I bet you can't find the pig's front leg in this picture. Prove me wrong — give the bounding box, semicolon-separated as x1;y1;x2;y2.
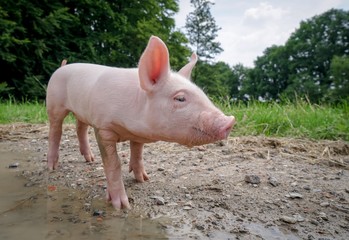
129;141;149;182
94;128;130;209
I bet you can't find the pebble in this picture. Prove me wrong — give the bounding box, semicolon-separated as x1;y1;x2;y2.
244;174;261;184
293;213;305;222
291;181;298;187
92;210;105;217
185;194;193;199
9;162;20;168
286;192;303;199
280;213;305;224
151;196;165;205
280;215;297;224
268;176;279;187
320;202;330;207
318;212;328;221
183;206;192;210
184;201;194;209
157;167;165;171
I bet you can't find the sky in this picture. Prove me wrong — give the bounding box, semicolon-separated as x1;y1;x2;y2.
174;0;349;67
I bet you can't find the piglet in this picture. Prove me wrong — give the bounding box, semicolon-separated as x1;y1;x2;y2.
46;36;235;209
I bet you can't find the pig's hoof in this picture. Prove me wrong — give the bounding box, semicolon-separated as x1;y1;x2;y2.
129;167;149;182
47;161;58;171
107;192;131;209
82;152;95;162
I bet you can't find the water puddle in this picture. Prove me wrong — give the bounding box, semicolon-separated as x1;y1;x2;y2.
0;145;168;240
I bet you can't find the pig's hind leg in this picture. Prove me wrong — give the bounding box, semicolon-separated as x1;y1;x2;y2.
76;119;95;162
129;141;149;182
47;107;69;170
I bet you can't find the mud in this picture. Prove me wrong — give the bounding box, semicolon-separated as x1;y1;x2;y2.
0;123;348;239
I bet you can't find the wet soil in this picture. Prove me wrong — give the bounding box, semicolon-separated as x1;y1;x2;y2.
1;123;349;239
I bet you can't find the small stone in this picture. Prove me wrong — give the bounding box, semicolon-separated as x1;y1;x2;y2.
244;174;261;184
151;196;165;205
197;146;206;151
291;182;298;187
184;201;194;207
280;215;297;224
157;167;165;171
9;162;20;168
293;214;305;222
287;192;303;199
319;212;328;221
167;202;178;206
310;219;319;225
185;194;192;199
268;176;279;187
195;224;205;230
93;210;105;217
183;206;192;210
320;202;330;207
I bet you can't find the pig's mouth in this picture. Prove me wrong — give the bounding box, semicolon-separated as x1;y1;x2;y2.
191;127;215;142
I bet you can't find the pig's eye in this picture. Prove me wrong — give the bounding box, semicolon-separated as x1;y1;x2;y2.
174;95;186;102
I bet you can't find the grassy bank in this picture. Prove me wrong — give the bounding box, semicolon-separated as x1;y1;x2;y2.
0;99;348;141
218;99;349;141
0;100;74;124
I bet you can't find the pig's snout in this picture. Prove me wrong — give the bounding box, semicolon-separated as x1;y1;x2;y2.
194;112;236;145
218;116;235;140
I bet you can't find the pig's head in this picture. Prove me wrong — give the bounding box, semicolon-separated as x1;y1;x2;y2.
138;36;235;147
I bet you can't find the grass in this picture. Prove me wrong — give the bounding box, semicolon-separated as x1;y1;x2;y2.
217;98;349;141
0;98;348;141
0;99;74;124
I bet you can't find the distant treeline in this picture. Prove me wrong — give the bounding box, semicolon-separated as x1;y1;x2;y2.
0;1;348;103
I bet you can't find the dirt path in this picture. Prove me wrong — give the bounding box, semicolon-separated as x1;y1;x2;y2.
1;124;349;239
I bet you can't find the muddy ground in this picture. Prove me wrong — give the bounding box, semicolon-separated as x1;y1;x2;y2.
1;123;349;239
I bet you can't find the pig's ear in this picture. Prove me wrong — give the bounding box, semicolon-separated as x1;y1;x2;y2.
178;53;197;80
138;36;170;92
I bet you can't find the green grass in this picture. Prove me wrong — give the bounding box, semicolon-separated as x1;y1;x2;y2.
0;99;348;141
217;98;349;141
0;99;74;124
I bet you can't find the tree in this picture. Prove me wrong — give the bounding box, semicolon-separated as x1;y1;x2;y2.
283;9;349;102
230;64;252;101
196;61;232;97
329;55;349;101
248;45;290;101
241;8;349;103
0;0;190;100
185;0;223;62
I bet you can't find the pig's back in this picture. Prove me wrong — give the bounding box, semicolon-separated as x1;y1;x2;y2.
47;63;139;125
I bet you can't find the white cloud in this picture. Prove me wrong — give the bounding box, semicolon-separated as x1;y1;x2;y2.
244;2;287;20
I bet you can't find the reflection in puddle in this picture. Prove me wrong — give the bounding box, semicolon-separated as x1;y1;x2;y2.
0;147;168;240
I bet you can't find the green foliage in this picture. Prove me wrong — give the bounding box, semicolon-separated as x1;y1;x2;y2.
195;61;232;97
241;9;349;103
0;0;190;100
329;55;349;101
